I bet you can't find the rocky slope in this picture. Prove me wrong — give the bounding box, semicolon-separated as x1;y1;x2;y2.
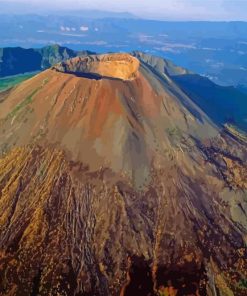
132;51;191;77
0;53;246;296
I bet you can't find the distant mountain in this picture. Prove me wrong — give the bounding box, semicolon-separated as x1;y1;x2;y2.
0;45;95;77
54;10;136;19
0;2;136;18
0;47;42;77
173;74;247;132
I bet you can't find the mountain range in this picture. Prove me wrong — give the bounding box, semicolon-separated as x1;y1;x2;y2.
0;45;94;77
0;51;246;295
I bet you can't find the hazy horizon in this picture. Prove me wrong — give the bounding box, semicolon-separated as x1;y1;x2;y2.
0;0;247;21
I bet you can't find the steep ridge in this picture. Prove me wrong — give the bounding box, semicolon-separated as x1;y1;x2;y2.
0;53;246;296
132;51;192;76
0;45;95;77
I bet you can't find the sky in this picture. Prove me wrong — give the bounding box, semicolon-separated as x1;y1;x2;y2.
1;0;247;20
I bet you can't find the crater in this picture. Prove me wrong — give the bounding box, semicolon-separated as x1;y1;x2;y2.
52;53;140;81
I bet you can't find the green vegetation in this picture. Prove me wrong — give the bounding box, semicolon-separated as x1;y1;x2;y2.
239;279;247;289
6;88;40;120
166;126;182;138
225;124;247;143
0;73;36;92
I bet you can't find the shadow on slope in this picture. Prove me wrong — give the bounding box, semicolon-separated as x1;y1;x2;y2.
173;74;247;132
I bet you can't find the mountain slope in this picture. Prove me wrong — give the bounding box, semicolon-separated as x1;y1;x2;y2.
0;45;95;77
132;51;192;76
0;53;246;296
134;52;247;132
173;74;247;132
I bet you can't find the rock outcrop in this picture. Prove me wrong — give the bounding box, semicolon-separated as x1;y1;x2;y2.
52;53;140;81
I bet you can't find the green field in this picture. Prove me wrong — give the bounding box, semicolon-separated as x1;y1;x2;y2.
0;72;37;92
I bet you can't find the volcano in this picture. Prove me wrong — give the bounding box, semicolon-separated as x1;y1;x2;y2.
0;53;246;296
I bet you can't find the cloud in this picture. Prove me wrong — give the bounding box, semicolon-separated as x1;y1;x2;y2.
80;26;89;32
61;26;77;32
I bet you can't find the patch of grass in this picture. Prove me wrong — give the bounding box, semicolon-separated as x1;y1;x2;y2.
166;126;182;138
6;88;40;120
0;73;37;92
225;123;247;143
239;279;247;289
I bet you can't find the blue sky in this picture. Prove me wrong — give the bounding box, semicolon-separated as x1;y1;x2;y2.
1;0;247;20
